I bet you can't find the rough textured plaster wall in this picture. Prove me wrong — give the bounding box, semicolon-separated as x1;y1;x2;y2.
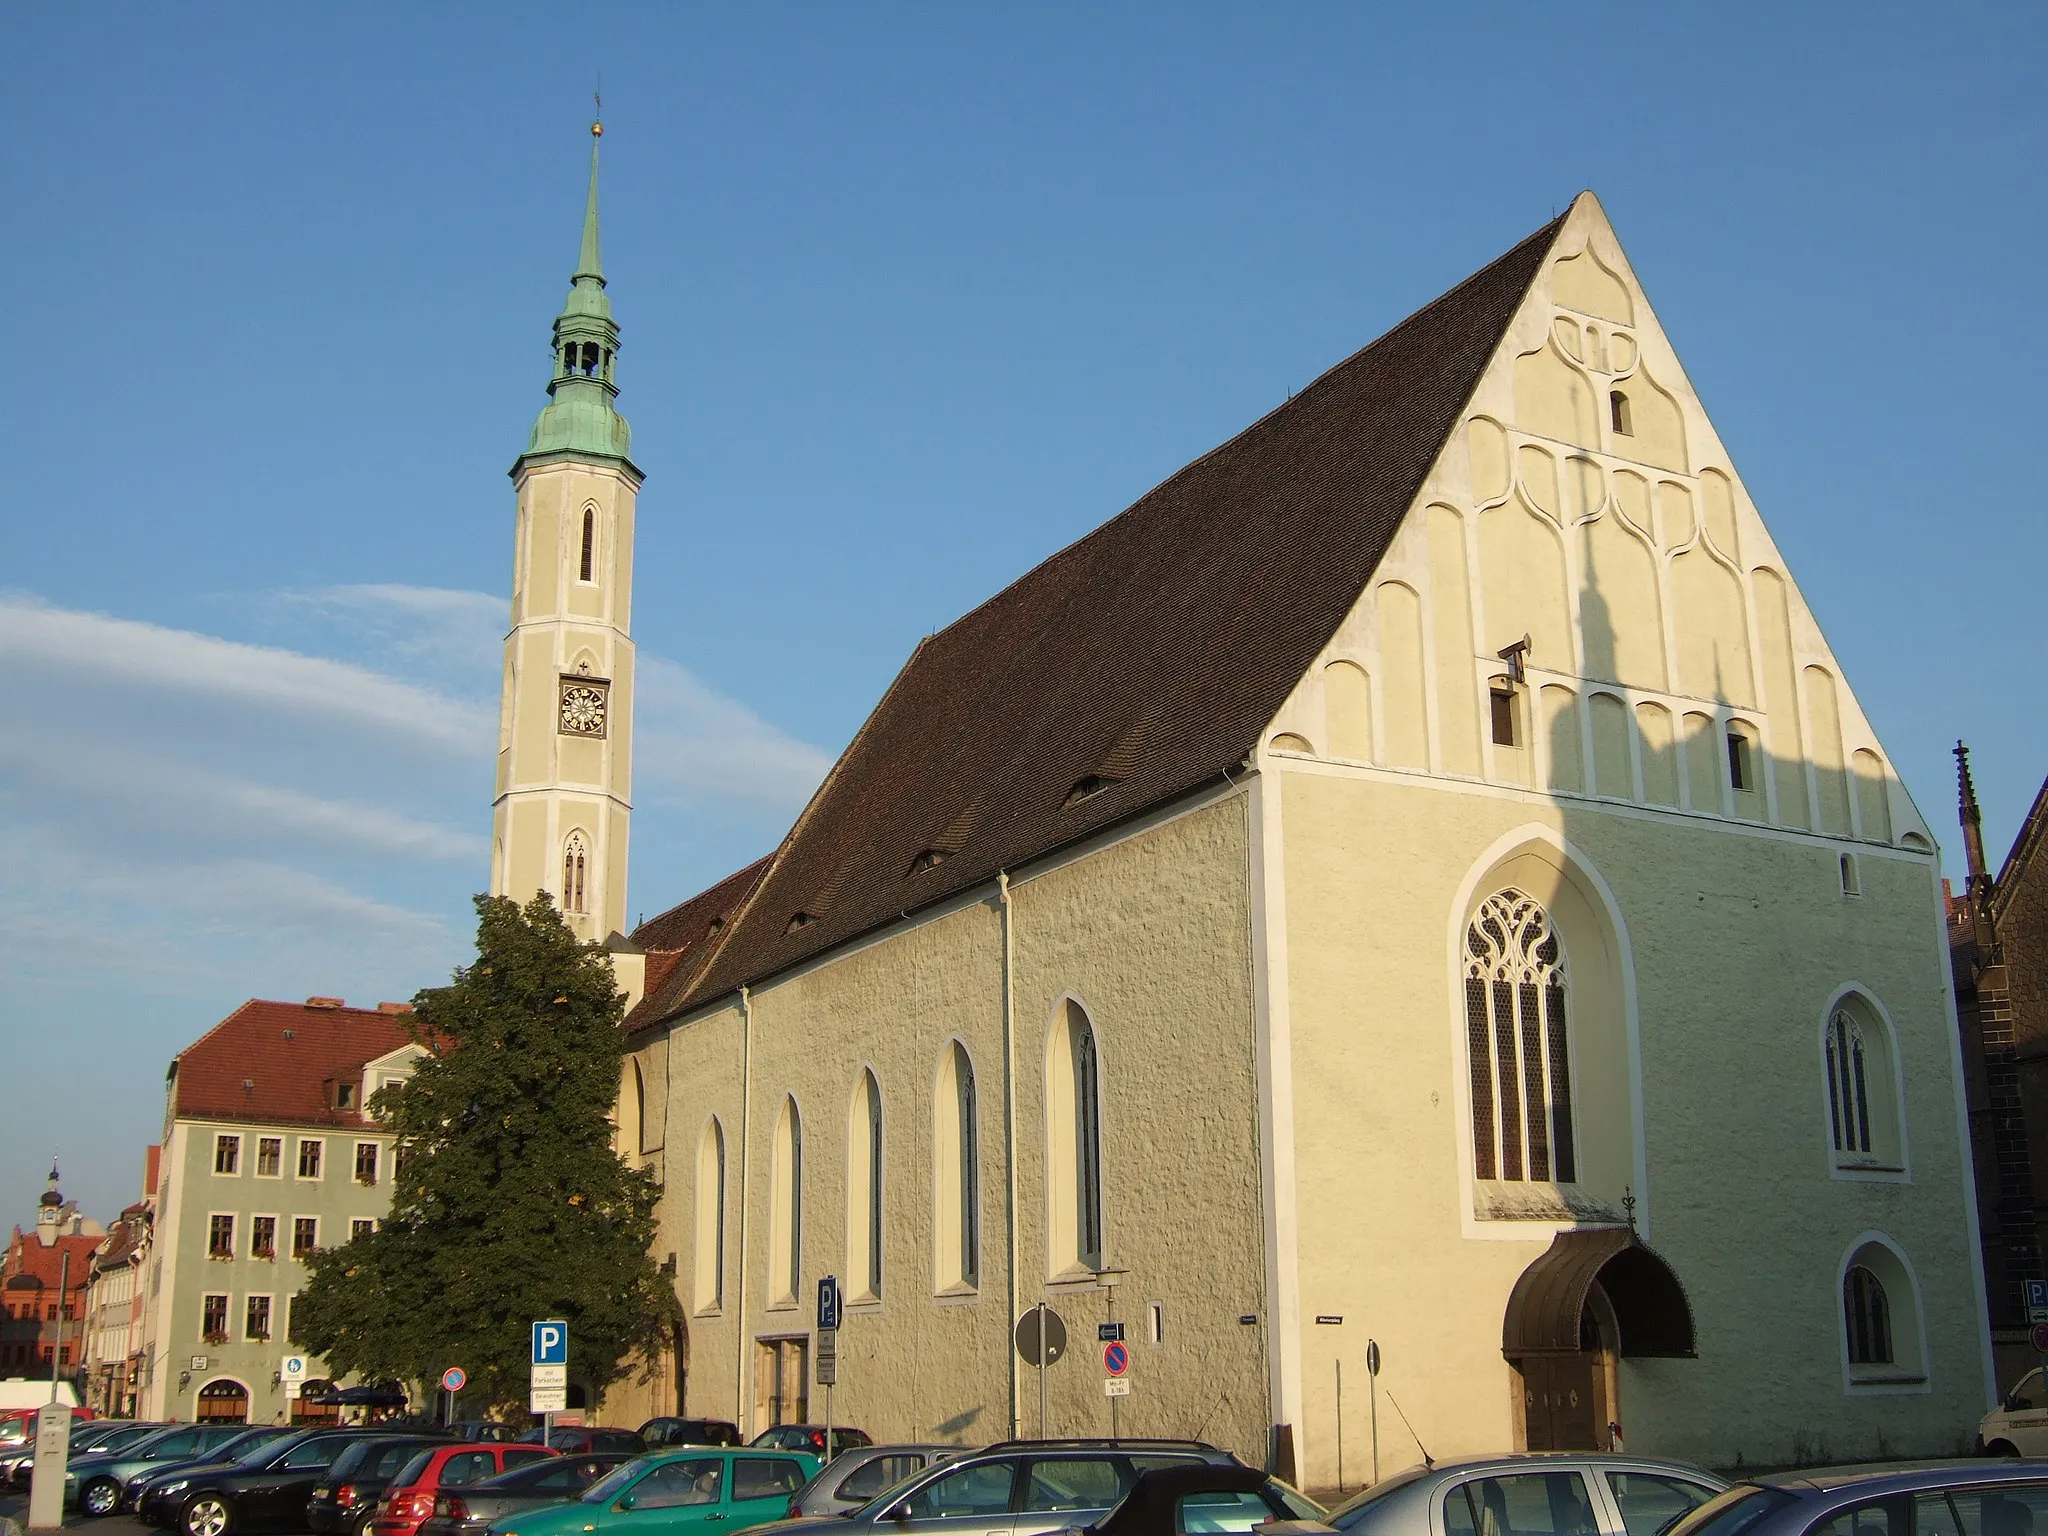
630;796;1266;1456
1281;764;1983;1476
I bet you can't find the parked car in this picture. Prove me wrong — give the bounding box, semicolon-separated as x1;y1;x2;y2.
517;1426;649;1454
750;1426;873;1460
1086;1463;1329;1536
122;1428;299;1515
5;1419;165;1489
1663;1463;2048;1536
785;1446;970;1520
642;1419;744;1450
150;1428;387;1536
1979;1366;2048;1455
415;1451;635;1536
68;1424;258;1515
491;1446;822;1536
744;1438;1240;1536
370;1442;558;1536
309;1436;456;1536
446;1424;525;1444
1324;1454;1726;1536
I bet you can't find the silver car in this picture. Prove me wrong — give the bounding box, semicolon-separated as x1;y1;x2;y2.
1326;1455;1725;1536
749;1439;1240;1536
1661;1460;2048;1536
788;1446;971;1520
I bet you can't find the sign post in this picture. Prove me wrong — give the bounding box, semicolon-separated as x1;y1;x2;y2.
1014;1305;1066;1438
531;1321;569;1443
1366;1339;1382;1485
817;1278;841;1460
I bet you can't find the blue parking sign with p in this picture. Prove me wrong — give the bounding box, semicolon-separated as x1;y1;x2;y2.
533;1320;569;1365
2028;1280;2048;1316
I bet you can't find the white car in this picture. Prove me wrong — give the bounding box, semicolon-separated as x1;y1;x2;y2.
1978;1366;2048;1455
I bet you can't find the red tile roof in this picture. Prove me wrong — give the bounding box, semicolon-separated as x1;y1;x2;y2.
622;858;771;1033
637;207;1567;1026
170;999;418;1129
2;1230;98;1296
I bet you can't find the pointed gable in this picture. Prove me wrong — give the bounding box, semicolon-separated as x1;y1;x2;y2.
653;210;1569;1022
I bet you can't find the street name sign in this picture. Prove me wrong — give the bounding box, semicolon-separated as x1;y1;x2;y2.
532;1321;569;1365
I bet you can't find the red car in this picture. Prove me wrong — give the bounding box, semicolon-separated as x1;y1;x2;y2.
372;1445;555;1536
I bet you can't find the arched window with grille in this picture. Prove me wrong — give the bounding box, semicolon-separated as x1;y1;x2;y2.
578;508;597;583
1465;889;1577;1183
562;832;589;915
1821;995;1904;1173
847;1071;884;1302
1843;1264;1891;1365
934;1042;979;1293
769;1097;803;1306
694;1118;725;1313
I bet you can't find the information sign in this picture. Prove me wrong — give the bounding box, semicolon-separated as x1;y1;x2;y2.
281;1356;307;1400
1104;1379;1131;1397
818;1276;842;1332
1098;1322;1124;1343
529;1386;568;1414
530;1364;567;1388
816;1328;838;1387
532;1321;569;1366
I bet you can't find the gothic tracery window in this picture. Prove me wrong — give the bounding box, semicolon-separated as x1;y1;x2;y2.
1465;889;1577;1182
579;508;596;582
562;831;589;915
1843;1263;1892;1364
1827;1009;1873;1158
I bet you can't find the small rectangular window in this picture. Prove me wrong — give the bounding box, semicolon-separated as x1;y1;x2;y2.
214;1135;241;1175
1490;687;1517;747
201;1293;229;1339
256;1138;283;1177
244;1295;272;1340
1148;1302;1165;1345
336;1081;357;1110
292;1217;319;1259
207;1214;235;1258
297;1139;323;1180
1726;730;1752;792
251;1216;277;1259
351;1218;375;1241
355;1143;379;1184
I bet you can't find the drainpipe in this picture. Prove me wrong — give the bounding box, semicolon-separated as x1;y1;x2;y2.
735;986;753;1427
997;872;1020;1440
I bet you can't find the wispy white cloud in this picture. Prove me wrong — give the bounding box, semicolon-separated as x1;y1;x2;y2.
0;592;494;754
636;654;833;810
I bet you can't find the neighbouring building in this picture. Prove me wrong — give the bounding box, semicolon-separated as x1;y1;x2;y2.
1950;746;2048;1397
137;998;424;1423
1;1165;103;1396
487;170;1990;1472
83;1148;159;1418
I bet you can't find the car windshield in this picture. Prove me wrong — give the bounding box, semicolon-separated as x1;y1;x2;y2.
1663;1487;1799;1536
1329;1467;1437;1528
582;1461;649;1505
390;1450;435;1487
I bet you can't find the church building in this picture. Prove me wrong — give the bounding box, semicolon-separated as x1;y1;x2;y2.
492;165;1989;1478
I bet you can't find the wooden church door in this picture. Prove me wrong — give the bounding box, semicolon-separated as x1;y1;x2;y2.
1522;1355;1602;1451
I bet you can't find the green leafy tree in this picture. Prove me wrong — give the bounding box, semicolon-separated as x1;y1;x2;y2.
292;893;669;1417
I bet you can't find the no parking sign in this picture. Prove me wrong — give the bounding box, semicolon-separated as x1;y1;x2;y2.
1103;1341;1130;1376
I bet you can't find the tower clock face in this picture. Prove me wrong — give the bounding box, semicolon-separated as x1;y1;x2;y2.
558;678;609;737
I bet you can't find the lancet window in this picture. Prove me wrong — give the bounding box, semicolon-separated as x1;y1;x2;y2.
1465;889;1577;1182
563;832;589;915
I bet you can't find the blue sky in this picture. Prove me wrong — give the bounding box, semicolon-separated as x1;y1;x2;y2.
4;4;2043;1224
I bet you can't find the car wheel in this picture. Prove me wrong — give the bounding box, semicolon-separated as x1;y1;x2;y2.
82;1478;123;1517
1986;1440;2021;1458
184;1494;234;1536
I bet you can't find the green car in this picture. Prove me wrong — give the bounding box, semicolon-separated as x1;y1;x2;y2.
493;1448;820;1536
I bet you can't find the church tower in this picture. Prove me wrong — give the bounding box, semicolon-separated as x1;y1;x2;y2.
492;118;639;943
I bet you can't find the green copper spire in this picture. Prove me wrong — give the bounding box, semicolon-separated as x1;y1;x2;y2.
519;117;635;472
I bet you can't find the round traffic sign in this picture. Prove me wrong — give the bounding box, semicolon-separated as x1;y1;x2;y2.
442;1367;467;1393
1104;1341;1130;1377
1014;1305;1068;1367
2031;1324;2048;1355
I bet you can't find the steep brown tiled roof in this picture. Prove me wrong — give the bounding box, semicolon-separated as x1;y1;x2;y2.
171;999;417;1129
622;858;771;1033
652;208;1567;1025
